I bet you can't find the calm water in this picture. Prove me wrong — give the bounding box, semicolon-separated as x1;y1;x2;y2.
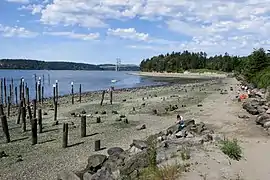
0;70;167;100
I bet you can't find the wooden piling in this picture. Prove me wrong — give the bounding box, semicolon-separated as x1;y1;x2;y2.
26;87;29;106
41;86;44;104
71;82;74;104
79;84;81;103
15;86;18;105
0;104;4;116
9;84;12;104
21;106;26;132
35;81;38;101
53;85;56;104
100;90;105;106
33;99;37;118
4;78;7;106
38;82;41;103
17;100;23;124
38;109;42;133
81;115;86;137
11;78;13;104
110;87;113;105
7;96;10;117
27;105;32;120
19;84;22;102
1;115;10;143
94;140;101;151
62;123;68;148
56;81;59;102
54;101;58;123
31;118;37;145
0;79;3;105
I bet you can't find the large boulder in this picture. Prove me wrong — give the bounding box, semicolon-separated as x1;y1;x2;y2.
88;167;115;180
242;99;266;115
86;154;107;173
107;147;124;156
256;113;270;126
130;140;148;150
119;150;149;178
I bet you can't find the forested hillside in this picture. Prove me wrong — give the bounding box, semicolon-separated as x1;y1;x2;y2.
140;48;270;88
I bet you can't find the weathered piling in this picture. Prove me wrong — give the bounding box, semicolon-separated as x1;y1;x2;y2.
38;109;42;133
21;106;26;132
35;81;38;101
33;99;37;118
0;104;4;116
11;78;14;104
1;115;10;143
41;86;44;104
17;100;23;124
71;82;74;104
7;96;10;117
62;123;68;148
53;84;56;104
56;80;59;102
81;115;86;137
38;79;41;103
79;84;82;103
94;140;101;151
27;105;32;120
9;84;12;104
4;78;7;106
15;86;18;105
100;90;105;106
0;78;3;105
110;86;113;105
54;101;58;124
26;87;29;106
31;118;38;145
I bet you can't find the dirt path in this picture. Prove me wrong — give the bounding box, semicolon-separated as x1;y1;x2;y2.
183;78;270;180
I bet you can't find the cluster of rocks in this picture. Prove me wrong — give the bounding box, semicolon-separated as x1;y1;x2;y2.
57;119;223;180
241;87;270;129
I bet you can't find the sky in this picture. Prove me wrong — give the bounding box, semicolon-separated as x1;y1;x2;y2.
0;0;269;65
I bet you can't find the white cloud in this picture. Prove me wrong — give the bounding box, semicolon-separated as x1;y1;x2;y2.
12;0;270;56
43;31;100;40
19;4;44;14
0;24;38;38
6;0;29;3
107;28;149;41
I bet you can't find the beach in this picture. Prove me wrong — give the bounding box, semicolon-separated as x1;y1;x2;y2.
1;74;270;180
0;75;224;180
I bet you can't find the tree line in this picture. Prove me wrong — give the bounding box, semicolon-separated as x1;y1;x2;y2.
139;48;270;88
0;59;139;71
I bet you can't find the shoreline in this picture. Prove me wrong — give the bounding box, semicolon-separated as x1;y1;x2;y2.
128;71;228;79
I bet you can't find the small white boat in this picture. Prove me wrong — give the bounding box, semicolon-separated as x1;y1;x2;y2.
111;79;117;83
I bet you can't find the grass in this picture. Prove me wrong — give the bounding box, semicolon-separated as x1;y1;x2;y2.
188;69;224;74
180;148;191;161
220;139;242;161
139;163;183;180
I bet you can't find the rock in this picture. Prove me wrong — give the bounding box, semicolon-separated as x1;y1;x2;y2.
43;112;48;115
101;111;106;115
243;98;266;115
263;121;270;128
130;140;147;150
238;114;250;119
256;113;270;126
166;124;179;135
0;151;8;158
128;146;142;155
202;134;213;142
186;132;194;138
212;134;225;142
115;117;121;121
112;111;118;114
83;172;93;180
175;131;186;138
120;150;148;178
152;109;157;114
196;122;206;134
141;103;145;106
197;104;203;107
90;167;115;180
266;109;270;114
57;171;80;180
95;111;99;114
107;147;124;156
136;124;146;130
70;112;75;116
86;154;107;173
122;99;127;102
119;115;126;118
184;119;195;127
81;110;86;114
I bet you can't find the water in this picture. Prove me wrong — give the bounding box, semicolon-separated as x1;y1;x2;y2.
0;70;167;100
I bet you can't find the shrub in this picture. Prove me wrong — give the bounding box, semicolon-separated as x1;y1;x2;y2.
220;139;242;161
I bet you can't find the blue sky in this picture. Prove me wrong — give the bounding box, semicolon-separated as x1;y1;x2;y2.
0;0;269;65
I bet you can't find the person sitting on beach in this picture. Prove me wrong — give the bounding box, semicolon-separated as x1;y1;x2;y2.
176;115;185;131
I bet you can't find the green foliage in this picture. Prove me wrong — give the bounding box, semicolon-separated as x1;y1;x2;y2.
139;163;182;180
180;148;191;161
147;136;157;168
220;139;242;161
139;48;270;88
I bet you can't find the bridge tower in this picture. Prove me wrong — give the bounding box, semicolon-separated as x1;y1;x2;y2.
116;58;121;71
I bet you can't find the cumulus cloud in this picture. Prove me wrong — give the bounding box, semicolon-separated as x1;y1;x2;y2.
10;0;270;55
0;24;38;38
6;0;29;3
107;28;149;41
43;31;100;40
19;4;44;14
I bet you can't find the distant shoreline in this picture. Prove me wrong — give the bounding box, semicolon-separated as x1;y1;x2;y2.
128;71;228;79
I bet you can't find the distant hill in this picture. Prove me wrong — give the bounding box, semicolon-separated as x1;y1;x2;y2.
0;59;139;71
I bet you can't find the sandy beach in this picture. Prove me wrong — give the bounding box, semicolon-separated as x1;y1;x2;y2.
1;74;270;180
